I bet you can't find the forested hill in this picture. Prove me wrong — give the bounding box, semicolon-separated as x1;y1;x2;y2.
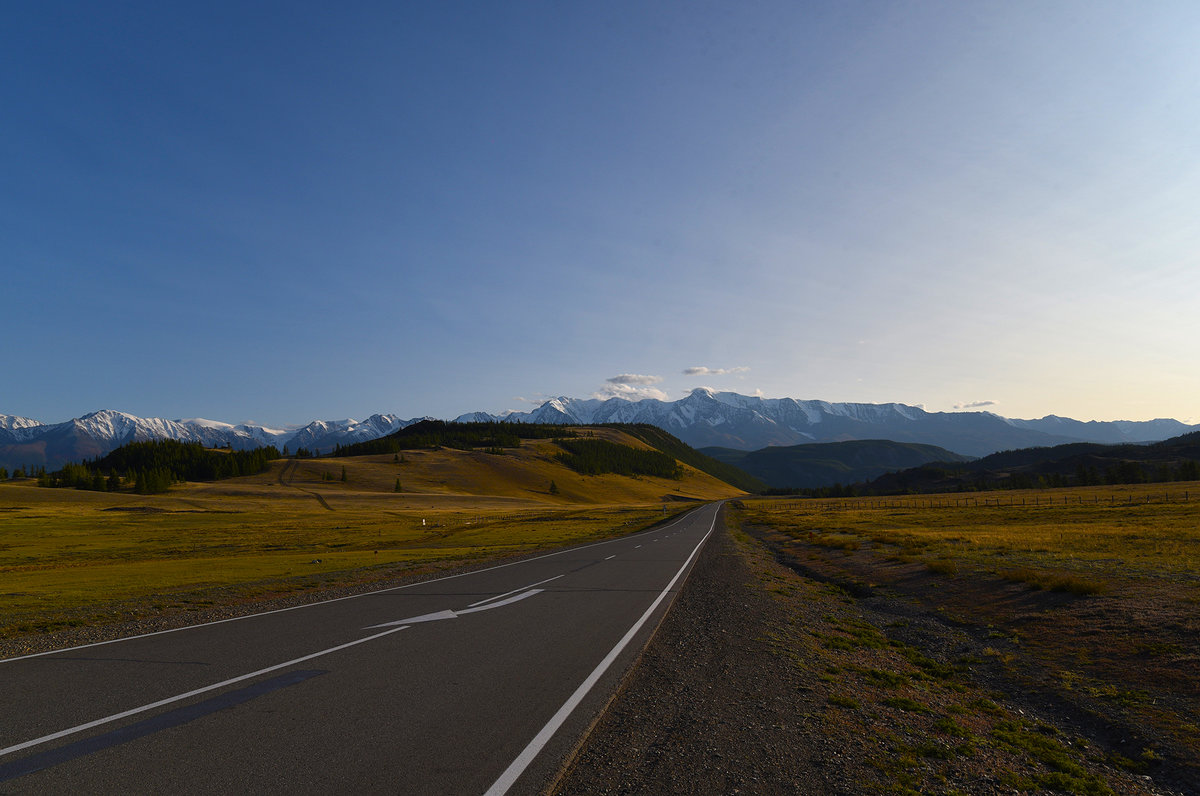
610;424;765;493
701;439;970;489
329;420;573;457
860;430;1200;495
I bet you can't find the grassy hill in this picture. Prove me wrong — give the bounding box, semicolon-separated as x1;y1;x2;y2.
327;419;761;497
292;425;745;505
702;439;970;489
0;426;745;640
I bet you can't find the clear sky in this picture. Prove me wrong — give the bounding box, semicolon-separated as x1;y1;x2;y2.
4;1;1198;426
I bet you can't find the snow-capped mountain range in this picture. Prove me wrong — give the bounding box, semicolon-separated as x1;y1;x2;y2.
3;389;1196;471
458;388;1198;456
0;410;428;472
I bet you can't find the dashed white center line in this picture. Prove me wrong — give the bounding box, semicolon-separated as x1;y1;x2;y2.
468;574;565;608
604;555;616;561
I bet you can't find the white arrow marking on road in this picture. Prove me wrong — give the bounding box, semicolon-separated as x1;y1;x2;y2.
457;590;542;615
389;610;458;625
364;589;544;629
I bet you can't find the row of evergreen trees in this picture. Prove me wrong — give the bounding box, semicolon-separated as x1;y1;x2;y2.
334;420;575;457
36;440;281;494
778;457;1200;498
911;458;1200;493
555;438;683;479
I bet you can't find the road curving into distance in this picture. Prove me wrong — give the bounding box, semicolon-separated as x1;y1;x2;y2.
0;502;722;794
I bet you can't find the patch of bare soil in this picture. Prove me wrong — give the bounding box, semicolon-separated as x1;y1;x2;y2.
553;517;1182;795
749;524;1199;794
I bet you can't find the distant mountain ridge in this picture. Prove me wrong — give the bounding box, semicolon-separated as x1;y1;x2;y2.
3;391;1196;472
458;389;1197;457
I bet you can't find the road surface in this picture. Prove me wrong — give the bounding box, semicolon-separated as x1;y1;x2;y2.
0;503;721;794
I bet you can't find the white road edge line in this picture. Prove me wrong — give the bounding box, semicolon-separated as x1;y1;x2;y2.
0;626;409;759
467;574;565;608
483;505;719;796
1;509;700;665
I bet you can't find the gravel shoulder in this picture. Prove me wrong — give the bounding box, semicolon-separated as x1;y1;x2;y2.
552;508;1181;795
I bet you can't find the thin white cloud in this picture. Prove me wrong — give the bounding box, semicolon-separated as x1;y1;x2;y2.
511;393;557;406
593;381;669;401
954;400;997;410
606;374;663;386
682;366;750;377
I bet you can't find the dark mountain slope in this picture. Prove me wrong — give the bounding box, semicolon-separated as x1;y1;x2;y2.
703;439;971;489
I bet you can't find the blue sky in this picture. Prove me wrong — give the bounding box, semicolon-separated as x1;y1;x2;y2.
4;1;1199;426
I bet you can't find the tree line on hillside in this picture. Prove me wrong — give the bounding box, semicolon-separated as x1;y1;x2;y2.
772;432;1200;497
332;420;576;457
556;438;683;479
38;439;280;494
4;465;42;482
611;424;765;493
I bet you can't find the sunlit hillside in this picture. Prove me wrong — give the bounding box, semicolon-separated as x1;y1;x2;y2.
0;428;742;642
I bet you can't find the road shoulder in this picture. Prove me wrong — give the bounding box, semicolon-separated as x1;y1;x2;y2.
552;515;1169;795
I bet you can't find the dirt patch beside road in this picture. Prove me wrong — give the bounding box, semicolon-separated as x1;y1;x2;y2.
553;514;1177;795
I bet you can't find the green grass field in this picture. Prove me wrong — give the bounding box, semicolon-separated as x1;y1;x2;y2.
740;481;1200;585
0;429;740;639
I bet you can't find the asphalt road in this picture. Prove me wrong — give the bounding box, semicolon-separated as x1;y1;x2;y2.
0;502;721;794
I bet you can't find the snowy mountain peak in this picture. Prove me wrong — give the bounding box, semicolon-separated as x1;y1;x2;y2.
72;410;194;443
179;417;236;430
0;414;43;432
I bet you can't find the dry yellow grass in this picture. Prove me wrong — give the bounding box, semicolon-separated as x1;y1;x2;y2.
739;482;1200;582
734;482;1200;779
0;428;742;637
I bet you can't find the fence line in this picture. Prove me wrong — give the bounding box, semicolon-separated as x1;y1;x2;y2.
816;491;1190;511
